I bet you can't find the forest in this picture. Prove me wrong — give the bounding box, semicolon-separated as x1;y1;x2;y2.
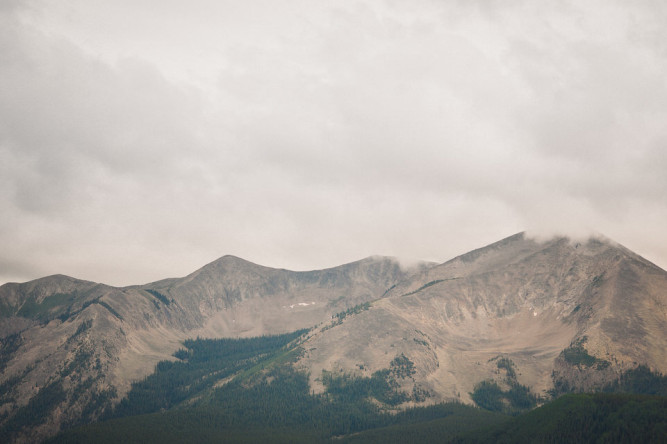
44;329;667;443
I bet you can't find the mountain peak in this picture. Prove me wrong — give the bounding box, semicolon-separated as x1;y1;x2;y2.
299;231;667;408
207;254;262;269
1;232;666;443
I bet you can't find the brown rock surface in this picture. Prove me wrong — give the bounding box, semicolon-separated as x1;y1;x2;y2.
0;255;416;442
297;233;667;404
1;233;666;442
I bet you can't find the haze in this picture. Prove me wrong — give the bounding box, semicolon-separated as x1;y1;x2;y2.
1;0;666;286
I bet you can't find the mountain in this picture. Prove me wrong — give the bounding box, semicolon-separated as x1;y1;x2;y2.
2;232;667;443
140;254;422;337
297;233;667;405
0;255;419;443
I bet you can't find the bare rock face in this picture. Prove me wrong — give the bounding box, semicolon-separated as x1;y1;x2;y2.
297;233;667;404
0;256;416;443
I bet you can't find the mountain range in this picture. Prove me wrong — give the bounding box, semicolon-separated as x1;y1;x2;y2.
1;232;666;442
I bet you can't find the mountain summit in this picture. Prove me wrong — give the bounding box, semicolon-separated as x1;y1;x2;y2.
298;233;667;403
0;255;416;442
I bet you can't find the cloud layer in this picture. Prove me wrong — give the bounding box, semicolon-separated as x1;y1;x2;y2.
2;0;666;285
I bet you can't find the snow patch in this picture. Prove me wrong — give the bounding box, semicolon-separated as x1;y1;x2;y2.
283;302;316;309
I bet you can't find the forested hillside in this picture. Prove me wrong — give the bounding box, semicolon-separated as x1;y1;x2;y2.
4;234;667;443
48;330;667;443
48;330;511;443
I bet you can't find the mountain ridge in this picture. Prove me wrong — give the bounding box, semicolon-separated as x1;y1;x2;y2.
1;233;666;442
297;233;667;405
0;254;420;442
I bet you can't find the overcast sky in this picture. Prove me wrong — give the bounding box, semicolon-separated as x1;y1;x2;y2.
1;0;666;286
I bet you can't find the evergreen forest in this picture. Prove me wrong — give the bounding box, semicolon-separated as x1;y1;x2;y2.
46;329;667;443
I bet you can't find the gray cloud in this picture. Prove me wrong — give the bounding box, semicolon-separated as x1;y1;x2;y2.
1;0;666;285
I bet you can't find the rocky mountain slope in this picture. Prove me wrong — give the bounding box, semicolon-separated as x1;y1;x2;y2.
1;233;666;442
0;255;418;442
297;233;667;405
